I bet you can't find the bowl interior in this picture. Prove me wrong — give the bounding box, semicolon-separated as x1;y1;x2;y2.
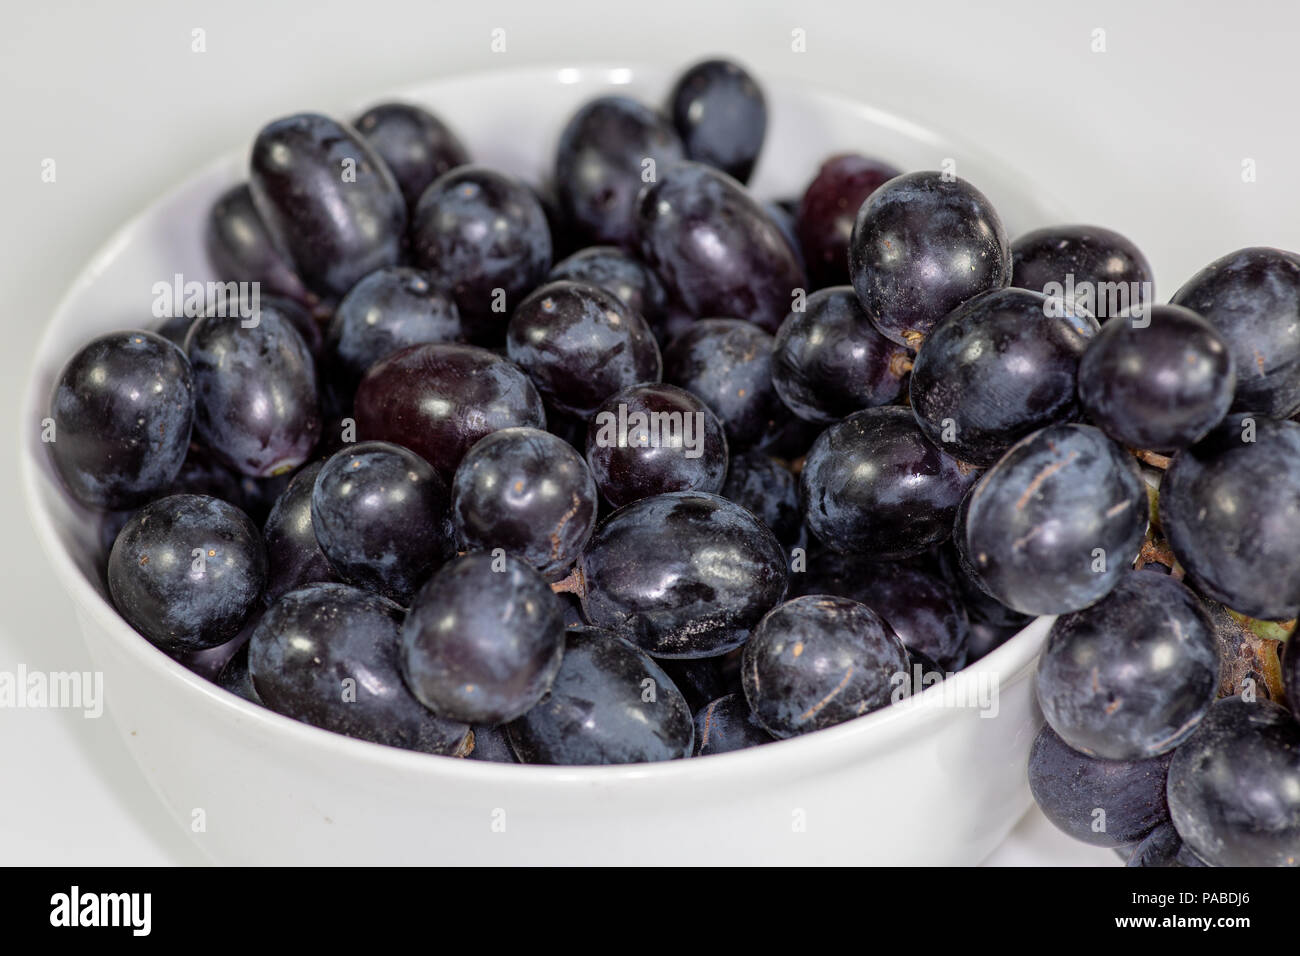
20;63;1062;779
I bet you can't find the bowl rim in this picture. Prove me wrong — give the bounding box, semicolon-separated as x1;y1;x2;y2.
18;61;1053;787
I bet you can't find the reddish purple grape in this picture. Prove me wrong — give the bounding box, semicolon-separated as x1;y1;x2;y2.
797;154;901;288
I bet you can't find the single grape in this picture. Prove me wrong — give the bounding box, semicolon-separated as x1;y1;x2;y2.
186;305;320;478
771;286;911;424
249;583;471;755
506;280;662;418
740;595;909;738
848;170;1010;349
668;58;767;184
409;166;552;336
1078;304;1234;451
549;245;668;328
1161;413;1300;620
1170;247;1300;418
311;441;453;604
799;557;971;671
108;494;266;651
720;450;802;548
325;266;463;385
351;102;469;208
909;287;1097;466
47;330;194;509
400;551;566;724
205;183;312;305
801;406;978;559
554;96;684;247
960;423;1147;615
663;318;788;448
451;427;598;581
1036;572;1218;760
576;491;788;658
506;628;694;765
636;162;807;334
261;460;340;604
1010;224;1154;321
1166;695;1300;867
693;693;774;756
249;113;406;298
216;638;261;704
796;153;901;288
585;383;728;507
353;342;546;480
1027;724;1172;848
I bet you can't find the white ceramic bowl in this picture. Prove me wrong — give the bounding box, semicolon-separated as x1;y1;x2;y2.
21;64;1061;865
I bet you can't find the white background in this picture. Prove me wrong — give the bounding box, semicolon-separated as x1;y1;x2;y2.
3;0;1297;865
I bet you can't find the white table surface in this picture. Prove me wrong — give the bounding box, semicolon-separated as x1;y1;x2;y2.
4;0;1295;866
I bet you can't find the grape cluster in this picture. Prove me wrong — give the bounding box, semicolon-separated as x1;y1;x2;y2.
42;58;1300;866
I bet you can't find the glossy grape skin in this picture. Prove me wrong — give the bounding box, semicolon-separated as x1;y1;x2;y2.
801;558;970;671
549;245;669;328
741;595;909;738
205;183;312;305
585;383;728;508
1036;573;1218;760
260;461;340;604
554;96;685;247
466;724;518;763
577;492;788;658
910;288;1097;466
663;318;787;448
409;166;552;335
451;427;598;581
506;628;694;765
797;154;901;288
693;693;774;756
771;286;911;424
185;305;320;478
248;583;470;755
506;280;662;417
353;343;546;480
636;162;807;334
961;424;1147;616
1166;696;1300;867
1170;247;1300;418
668;59;766;184
311;441;453;604
1161;414;1300;620
326;266;463;385
1010;224;1154;320
249;113;406;298
1027;724;1172;848
108;494;266;651
351;102;470;208
400;551;565;725
801;406;978;559
1079;305;1234;452
848;171;1011;349
720;451;802;548
48;330;194;509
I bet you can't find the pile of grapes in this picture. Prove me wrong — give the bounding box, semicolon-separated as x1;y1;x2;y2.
43;59;1299;866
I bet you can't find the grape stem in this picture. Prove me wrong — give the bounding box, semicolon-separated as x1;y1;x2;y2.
1131;448;1172;470
551;566;586;597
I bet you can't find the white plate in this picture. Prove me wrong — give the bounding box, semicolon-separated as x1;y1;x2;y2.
21;63;1060;865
